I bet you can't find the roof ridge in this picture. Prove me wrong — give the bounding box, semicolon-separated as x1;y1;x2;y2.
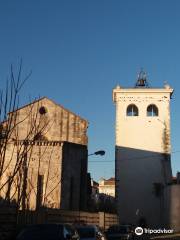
8;96;88;123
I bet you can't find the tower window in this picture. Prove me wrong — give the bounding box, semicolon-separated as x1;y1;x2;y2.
147;104;158;117
126;104;139;116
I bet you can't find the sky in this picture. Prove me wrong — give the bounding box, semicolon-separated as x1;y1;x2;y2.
0;0;180;180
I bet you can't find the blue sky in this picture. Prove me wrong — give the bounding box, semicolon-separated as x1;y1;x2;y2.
0;0;180;180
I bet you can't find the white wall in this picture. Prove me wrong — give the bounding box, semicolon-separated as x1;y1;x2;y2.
113;87;173;228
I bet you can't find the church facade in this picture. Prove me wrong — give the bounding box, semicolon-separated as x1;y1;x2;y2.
0;97;88;210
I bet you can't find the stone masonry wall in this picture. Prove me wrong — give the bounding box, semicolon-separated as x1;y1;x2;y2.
0;97;88;210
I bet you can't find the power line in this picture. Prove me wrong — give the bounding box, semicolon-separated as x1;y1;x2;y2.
89;161;113;163
88;150;180;163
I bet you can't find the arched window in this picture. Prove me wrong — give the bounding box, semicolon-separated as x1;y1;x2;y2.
147;104;158;116
126;104;139;116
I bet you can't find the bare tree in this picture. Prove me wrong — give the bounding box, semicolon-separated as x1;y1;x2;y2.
0;62;29;189
0;62;54;209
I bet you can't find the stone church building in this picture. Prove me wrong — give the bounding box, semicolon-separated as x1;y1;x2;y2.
0;97;88;211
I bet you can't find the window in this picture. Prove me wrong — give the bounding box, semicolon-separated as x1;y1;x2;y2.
36;174;44;209
39;106;47;115
126;104;139;116
147;104;158;116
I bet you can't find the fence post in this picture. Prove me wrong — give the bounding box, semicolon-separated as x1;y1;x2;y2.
99;212;105;231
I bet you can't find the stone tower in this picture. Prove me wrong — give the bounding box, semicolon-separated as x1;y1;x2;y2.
113;72;173;228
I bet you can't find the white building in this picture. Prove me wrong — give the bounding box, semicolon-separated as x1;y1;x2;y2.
99;177;115;197
113;72;173;228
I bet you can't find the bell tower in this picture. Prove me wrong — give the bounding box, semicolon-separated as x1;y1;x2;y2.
113;72;173;228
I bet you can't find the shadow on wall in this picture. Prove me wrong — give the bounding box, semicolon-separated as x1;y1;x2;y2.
115;146;172;228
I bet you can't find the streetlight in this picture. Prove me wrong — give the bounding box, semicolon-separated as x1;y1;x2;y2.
86;150;105;213
79;150;105;213
88;150;105;156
